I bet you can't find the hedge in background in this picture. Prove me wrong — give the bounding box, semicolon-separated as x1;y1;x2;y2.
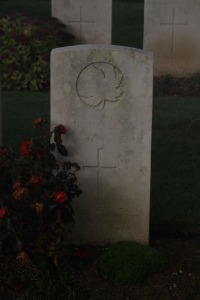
0;14;74;91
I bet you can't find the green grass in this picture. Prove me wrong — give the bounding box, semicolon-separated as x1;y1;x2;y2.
151;96;200;237
2;91;50;154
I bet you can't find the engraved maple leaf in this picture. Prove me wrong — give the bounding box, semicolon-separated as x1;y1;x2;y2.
77;62;124;109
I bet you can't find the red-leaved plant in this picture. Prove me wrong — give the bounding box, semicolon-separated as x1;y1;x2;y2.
0;118;82;265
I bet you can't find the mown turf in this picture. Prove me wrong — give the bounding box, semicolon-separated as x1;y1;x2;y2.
2;91;50;155
151;96;200;237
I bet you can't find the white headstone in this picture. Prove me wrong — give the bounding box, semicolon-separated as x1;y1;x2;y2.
51;45;153;245
52;0;112;44
144;0;200;76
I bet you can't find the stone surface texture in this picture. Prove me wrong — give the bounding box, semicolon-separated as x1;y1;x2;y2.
52;0;112;44
51;45;153;245
144;0;200;77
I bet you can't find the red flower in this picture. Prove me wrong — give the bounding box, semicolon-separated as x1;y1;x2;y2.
0;207;7;218
35;202;44;215
20;141;31;156
55;191;67;203
56;124;67;134
13;187;28;201
34;117;45;128
74;249;88;258
12;181;22;190
17;251;30;265
29;175;44;185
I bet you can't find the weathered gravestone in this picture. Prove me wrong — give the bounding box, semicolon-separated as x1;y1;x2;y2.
51;45;153;244
52;0;112;44
144;0;200;76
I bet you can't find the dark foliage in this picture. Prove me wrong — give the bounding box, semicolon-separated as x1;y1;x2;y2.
154;73;200;97
0;13;74;90
0;118;82;266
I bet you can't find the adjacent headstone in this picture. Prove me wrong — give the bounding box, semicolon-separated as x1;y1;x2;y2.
51;45;153;245
144;0;200;76
52;0;112;44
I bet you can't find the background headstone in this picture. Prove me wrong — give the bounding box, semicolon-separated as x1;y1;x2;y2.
51;45;153;245
52;0;112;44
143;0;200;76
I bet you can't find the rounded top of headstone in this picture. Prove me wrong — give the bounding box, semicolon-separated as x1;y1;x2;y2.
51;45;154;58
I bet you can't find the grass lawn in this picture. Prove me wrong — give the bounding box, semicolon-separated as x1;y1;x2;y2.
2;91;50;155
151;96;200;237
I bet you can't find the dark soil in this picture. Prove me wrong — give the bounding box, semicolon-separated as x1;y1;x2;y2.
76;239;200;300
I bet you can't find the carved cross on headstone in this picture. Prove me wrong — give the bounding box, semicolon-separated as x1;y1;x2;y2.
83;148;116;201
160;8;187;54
68;6;95;42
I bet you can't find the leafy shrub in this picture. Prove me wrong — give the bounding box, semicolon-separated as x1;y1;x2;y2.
154;74;200;97
98;241;168;285
153;75;178;96
0;14;74;91
0;119;102;299
0;118;82;264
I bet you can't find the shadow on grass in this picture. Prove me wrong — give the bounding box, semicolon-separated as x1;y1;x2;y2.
151;96;200;238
